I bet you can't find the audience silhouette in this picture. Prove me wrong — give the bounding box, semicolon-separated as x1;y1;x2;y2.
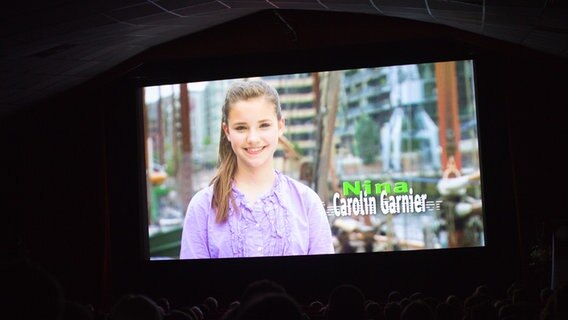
3;255;567;320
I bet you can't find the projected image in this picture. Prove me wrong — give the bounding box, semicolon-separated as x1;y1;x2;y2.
143;60;483;260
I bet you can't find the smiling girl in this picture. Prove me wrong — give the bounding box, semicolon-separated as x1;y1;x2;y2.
180;80;334;259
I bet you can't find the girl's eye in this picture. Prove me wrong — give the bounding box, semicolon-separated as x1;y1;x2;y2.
235;126;246;131
260;123;270;128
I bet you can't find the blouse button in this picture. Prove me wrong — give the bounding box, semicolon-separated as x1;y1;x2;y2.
257;247;262;251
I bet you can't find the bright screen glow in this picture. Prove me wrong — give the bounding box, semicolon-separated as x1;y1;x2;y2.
142;60;484;260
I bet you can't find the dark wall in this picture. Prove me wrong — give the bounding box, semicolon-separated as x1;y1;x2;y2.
2;9;566;310
2;84;109;305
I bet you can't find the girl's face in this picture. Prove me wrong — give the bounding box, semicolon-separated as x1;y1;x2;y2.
222;96;284;173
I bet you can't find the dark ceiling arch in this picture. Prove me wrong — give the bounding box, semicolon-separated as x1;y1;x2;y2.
1;1;566;114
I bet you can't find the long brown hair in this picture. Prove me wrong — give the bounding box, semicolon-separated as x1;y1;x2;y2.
211;80;282;223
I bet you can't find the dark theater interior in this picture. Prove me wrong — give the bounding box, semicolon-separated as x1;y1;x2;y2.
2;1;568;320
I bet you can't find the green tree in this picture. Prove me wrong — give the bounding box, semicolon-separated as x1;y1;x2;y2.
355;115;380;164
293;141;304;156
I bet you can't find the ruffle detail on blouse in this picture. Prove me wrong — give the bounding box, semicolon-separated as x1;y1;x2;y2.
271;179;291;255
227;171;291;257
227;194;244;257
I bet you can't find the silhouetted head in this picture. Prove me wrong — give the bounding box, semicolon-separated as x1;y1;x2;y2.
156;297;170;315
401;300;433;320
446;294;463;309
203;296;219;312
109;294;162;320
364;301;382;320
236;293;304;320
326;284;366;320
383;302;402;320
387;291;402;303
164;310;193;320
309;300;324;312
241;279;286;305
435;302;460;320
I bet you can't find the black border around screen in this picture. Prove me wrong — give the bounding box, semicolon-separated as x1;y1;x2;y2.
135;57;487;260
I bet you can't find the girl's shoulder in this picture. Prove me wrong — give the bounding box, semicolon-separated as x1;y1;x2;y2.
277;173;324;212
188;185;214;207
196;184;215;196
277;173;318;197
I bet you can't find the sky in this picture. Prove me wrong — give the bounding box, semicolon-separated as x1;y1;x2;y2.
144;82;209;104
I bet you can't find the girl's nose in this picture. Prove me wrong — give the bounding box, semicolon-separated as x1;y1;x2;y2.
246;128;260;143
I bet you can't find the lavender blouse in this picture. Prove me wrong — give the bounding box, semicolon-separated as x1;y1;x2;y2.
179;172;334;259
